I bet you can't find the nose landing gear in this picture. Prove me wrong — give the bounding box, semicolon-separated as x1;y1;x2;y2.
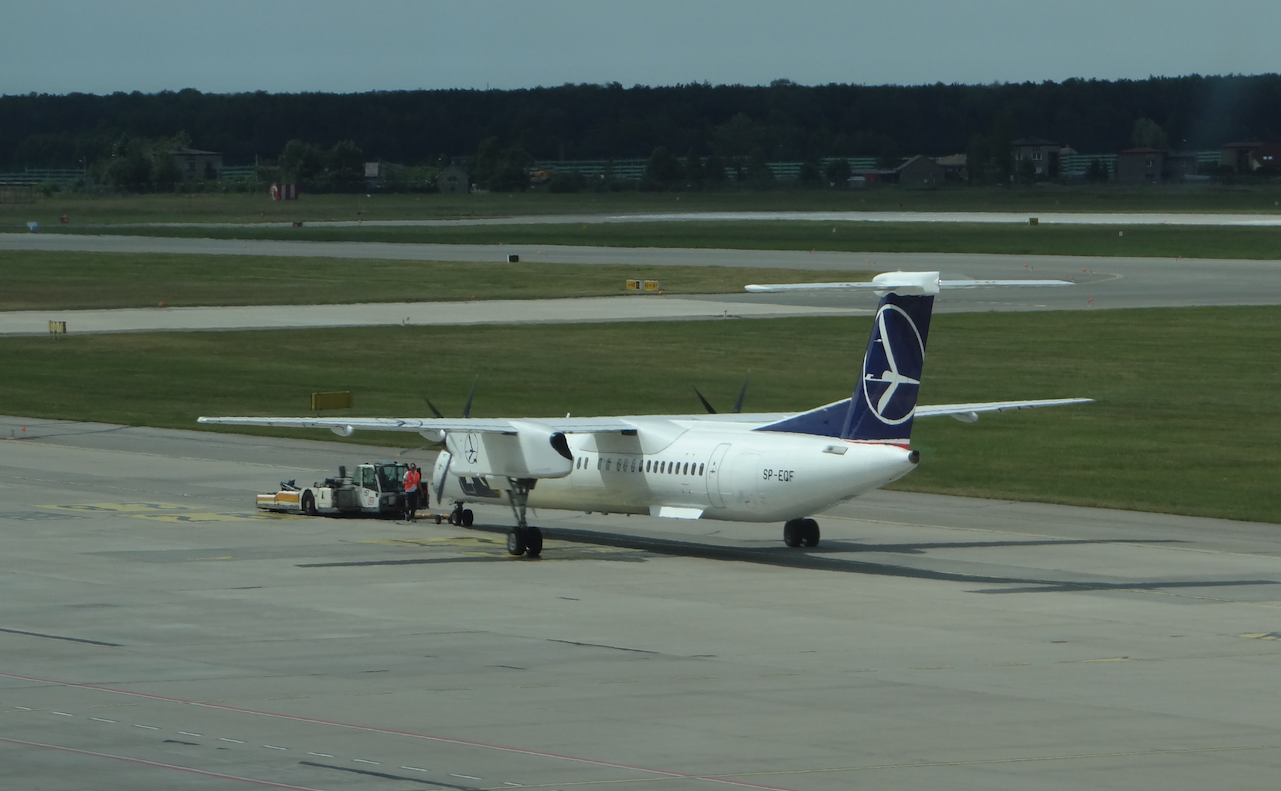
783;518;820;548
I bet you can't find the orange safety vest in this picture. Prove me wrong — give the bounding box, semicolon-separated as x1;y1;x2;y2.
404;468;420;492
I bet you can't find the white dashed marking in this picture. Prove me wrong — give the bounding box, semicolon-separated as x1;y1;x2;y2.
401;765;428;772
451;774;481;780
263;744;287;751
134;724;159;730
308;752;333;758
178;731;202;737
52;711;73;717
219;738;244;744
90;717;115;723
353;759;379;765
14;706;31;711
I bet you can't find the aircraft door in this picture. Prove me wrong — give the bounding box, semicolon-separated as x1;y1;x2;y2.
705;443;731;508
721;450;761;509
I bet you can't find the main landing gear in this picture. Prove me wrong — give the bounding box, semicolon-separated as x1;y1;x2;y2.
783;518;820;548
504;477;543;558
449;502;474;527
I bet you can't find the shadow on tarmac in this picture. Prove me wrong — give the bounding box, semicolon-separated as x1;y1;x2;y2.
303;522;1279;594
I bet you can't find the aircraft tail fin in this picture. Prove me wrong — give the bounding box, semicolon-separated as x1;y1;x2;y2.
757;289;933;445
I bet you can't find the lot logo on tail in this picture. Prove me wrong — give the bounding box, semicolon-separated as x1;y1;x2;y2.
861;303;925;425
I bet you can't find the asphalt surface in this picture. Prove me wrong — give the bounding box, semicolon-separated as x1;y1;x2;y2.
2;233;1280;336
5;416;1281;790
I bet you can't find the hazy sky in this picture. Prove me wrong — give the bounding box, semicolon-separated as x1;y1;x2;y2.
4;0;1278;95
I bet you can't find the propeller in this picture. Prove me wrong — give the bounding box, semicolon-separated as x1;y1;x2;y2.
423;395;445;418
693;376;750;414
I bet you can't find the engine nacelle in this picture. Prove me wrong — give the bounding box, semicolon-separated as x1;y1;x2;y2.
443;420;574;479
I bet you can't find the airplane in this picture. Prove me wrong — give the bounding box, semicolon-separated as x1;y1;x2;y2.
199;271;1091;558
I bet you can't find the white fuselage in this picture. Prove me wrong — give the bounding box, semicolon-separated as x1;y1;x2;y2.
434;417;917;523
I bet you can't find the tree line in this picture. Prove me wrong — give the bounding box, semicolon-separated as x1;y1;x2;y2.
4;75;1279;182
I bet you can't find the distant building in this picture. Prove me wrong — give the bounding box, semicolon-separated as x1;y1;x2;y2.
895;155;946;186
1220;140;1281;174
934;153;968;181
1115;147;1164;183
436;163;469;194
1116;147;1199;183
1010;137;1061;179
170;147;222;180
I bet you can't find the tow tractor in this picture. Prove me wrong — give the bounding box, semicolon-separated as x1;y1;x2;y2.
256;461;439;520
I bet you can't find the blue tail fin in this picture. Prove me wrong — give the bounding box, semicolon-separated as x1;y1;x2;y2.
757;292;934;444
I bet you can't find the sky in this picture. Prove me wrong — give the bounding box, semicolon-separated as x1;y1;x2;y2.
3;0;1278;96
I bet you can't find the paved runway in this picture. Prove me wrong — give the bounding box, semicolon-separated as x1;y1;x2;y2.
3;234;1280;335
5;416;1281;790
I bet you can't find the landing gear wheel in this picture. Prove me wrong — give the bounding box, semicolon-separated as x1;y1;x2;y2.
450;503;464;526
507;528;527;556
434;514;443;524
461;509;474;527
301;491;317;516
783;519;803;548
524;526;543;557
801;518;820;547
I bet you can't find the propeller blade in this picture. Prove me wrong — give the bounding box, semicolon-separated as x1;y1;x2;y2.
423;396;445;419
693;387;717;414
732;375;750;414
461;377;478;419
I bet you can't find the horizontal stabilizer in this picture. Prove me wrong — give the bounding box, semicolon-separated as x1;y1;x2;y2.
746;271;1073;295
916;398;1094;419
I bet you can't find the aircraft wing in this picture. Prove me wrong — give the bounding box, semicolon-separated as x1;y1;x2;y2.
197;415;635;435
198;415;641;481
915;398;1093;422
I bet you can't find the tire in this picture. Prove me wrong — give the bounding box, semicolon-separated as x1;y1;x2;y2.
434;514;443;524
783;519;802;547
801;518;821;547
506;528;527;556
461;509;474;527
301;491;317;516
525;526;543;557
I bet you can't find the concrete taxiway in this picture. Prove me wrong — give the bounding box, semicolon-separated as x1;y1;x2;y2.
2;233;1279;336
4;416;1281;790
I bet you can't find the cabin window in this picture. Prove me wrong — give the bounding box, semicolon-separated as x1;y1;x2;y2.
629;458;636;472
698;463;704;475
606;458;613;471
683;463;689;475
645;459;651;472
597;457;602;470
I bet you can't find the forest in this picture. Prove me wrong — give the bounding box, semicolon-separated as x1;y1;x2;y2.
3;74;1279;178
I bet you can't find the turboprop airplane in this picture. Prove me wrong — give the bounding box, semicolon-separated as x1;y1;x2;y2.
199;271;1090;558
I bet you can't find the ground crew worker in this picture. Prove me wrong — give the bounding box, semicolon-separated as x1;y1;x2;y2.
403;463;421;521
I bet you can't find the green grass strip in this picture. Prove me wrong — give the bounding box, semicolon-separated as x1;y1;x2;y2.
0;250;863;311
1;306;1277;524
46;220;1281;261
8;186;1281;226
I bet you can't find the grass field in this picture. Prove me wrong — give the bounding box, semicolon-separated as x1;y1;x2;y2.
2;307;1277;524
67;218;1281;261
6;184;1281;228
0;250;862;311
